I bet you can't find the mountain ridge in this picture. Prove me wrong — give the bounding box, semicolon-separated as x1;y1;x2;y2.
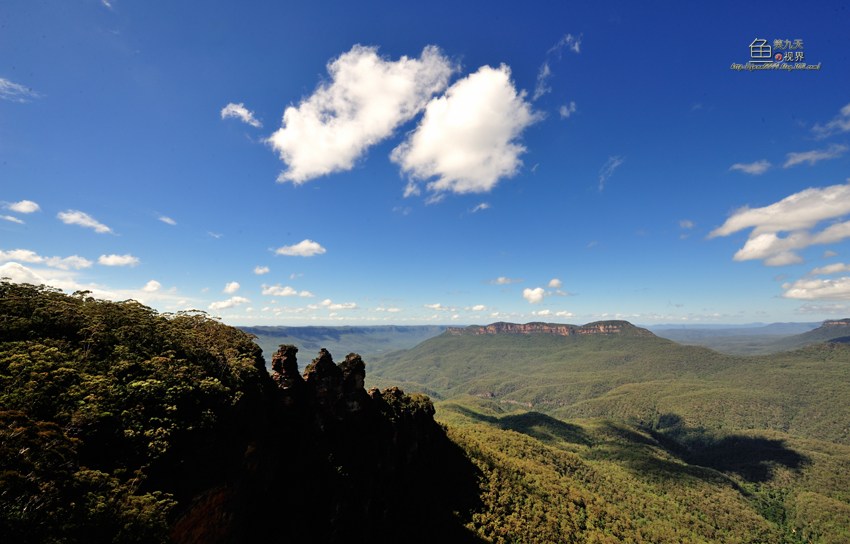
446;320;655;337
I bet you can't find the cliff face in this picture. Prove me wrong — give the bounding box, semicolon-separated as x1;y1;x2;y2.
822;319;850;328
446;320;654;337
173;345;478;544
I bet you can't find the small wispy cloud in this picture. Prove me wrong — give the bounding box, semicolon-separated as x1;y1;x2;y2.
598;156;624;191
223;281;240;294
209;296;250;311
783;144;847;168
812;102;850;139
254;265;270;275
559;101;577;119
471;202;491;213
548;33;582;56
221;102;262;128
274;239;326;257
98;254;140;267
261;284;313;297
1;215;24;224
0;78;41;103
158;215;177;226
730;160;771;175
533;62;552;101
57;210;113;234
490;276;522;285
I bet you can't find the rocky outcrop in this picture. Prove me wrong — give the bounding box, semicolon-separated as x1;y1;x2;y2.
446;320;654;337
823;319;850;327
173;345;477;544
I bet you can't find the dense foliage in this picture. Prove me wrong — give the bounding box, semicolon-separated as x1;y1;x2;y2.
0;282;271;542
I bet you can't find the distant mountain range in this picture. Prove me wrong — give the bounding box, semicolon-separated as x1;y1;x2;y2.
239;325;447;368
651;319;848;355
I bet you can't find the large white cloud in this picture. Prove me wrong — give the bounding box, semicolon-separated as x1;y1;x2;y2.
392;64;540;196
57;210;113;234
268;45;455;183
275;239;326;257
710;182;850;266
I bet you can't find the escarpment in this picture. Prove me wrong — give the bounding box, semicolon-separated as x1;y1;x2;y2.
446;320;655;337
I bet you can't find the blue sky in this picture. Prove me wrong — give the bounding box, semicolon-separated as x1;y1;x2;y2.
2;1;850;326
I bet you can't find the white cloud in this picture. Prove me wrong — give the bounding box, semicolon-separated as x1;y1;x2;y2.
813;102;850;138
548;34;582;56
424;303;451;311
254;265;270;275
711;183;850;237
533;62;552;101
261;284;313;297
392;64;541;196
268;45;455;183
810;263;850;275
208;232;223;239
57;210;113;234
522;287;546;304
320;298;357;310
824;250;839;258
1;215;23;224
0;249;92;270
679;219;695;229
275;239;326;257
6;200;40;213
548;278;562;289
730;160;771;175
783;277;850;300
559;101;577;119
223;281;240;294
221;102;262;128
533;309;552;317
783;144;847;168
470;304;487;311
710;182;850;265
555;310;574;318
158;215;177;226
209;296;250;311
598;156;624;191
490;276;522;285
796;303;850;314
143;280;161;292
471;202;490;213
0;78;41;103
98;254;139;267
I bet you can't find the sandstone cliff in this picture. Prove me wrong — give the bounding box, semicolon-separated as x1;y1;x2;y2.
446;320;655;337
